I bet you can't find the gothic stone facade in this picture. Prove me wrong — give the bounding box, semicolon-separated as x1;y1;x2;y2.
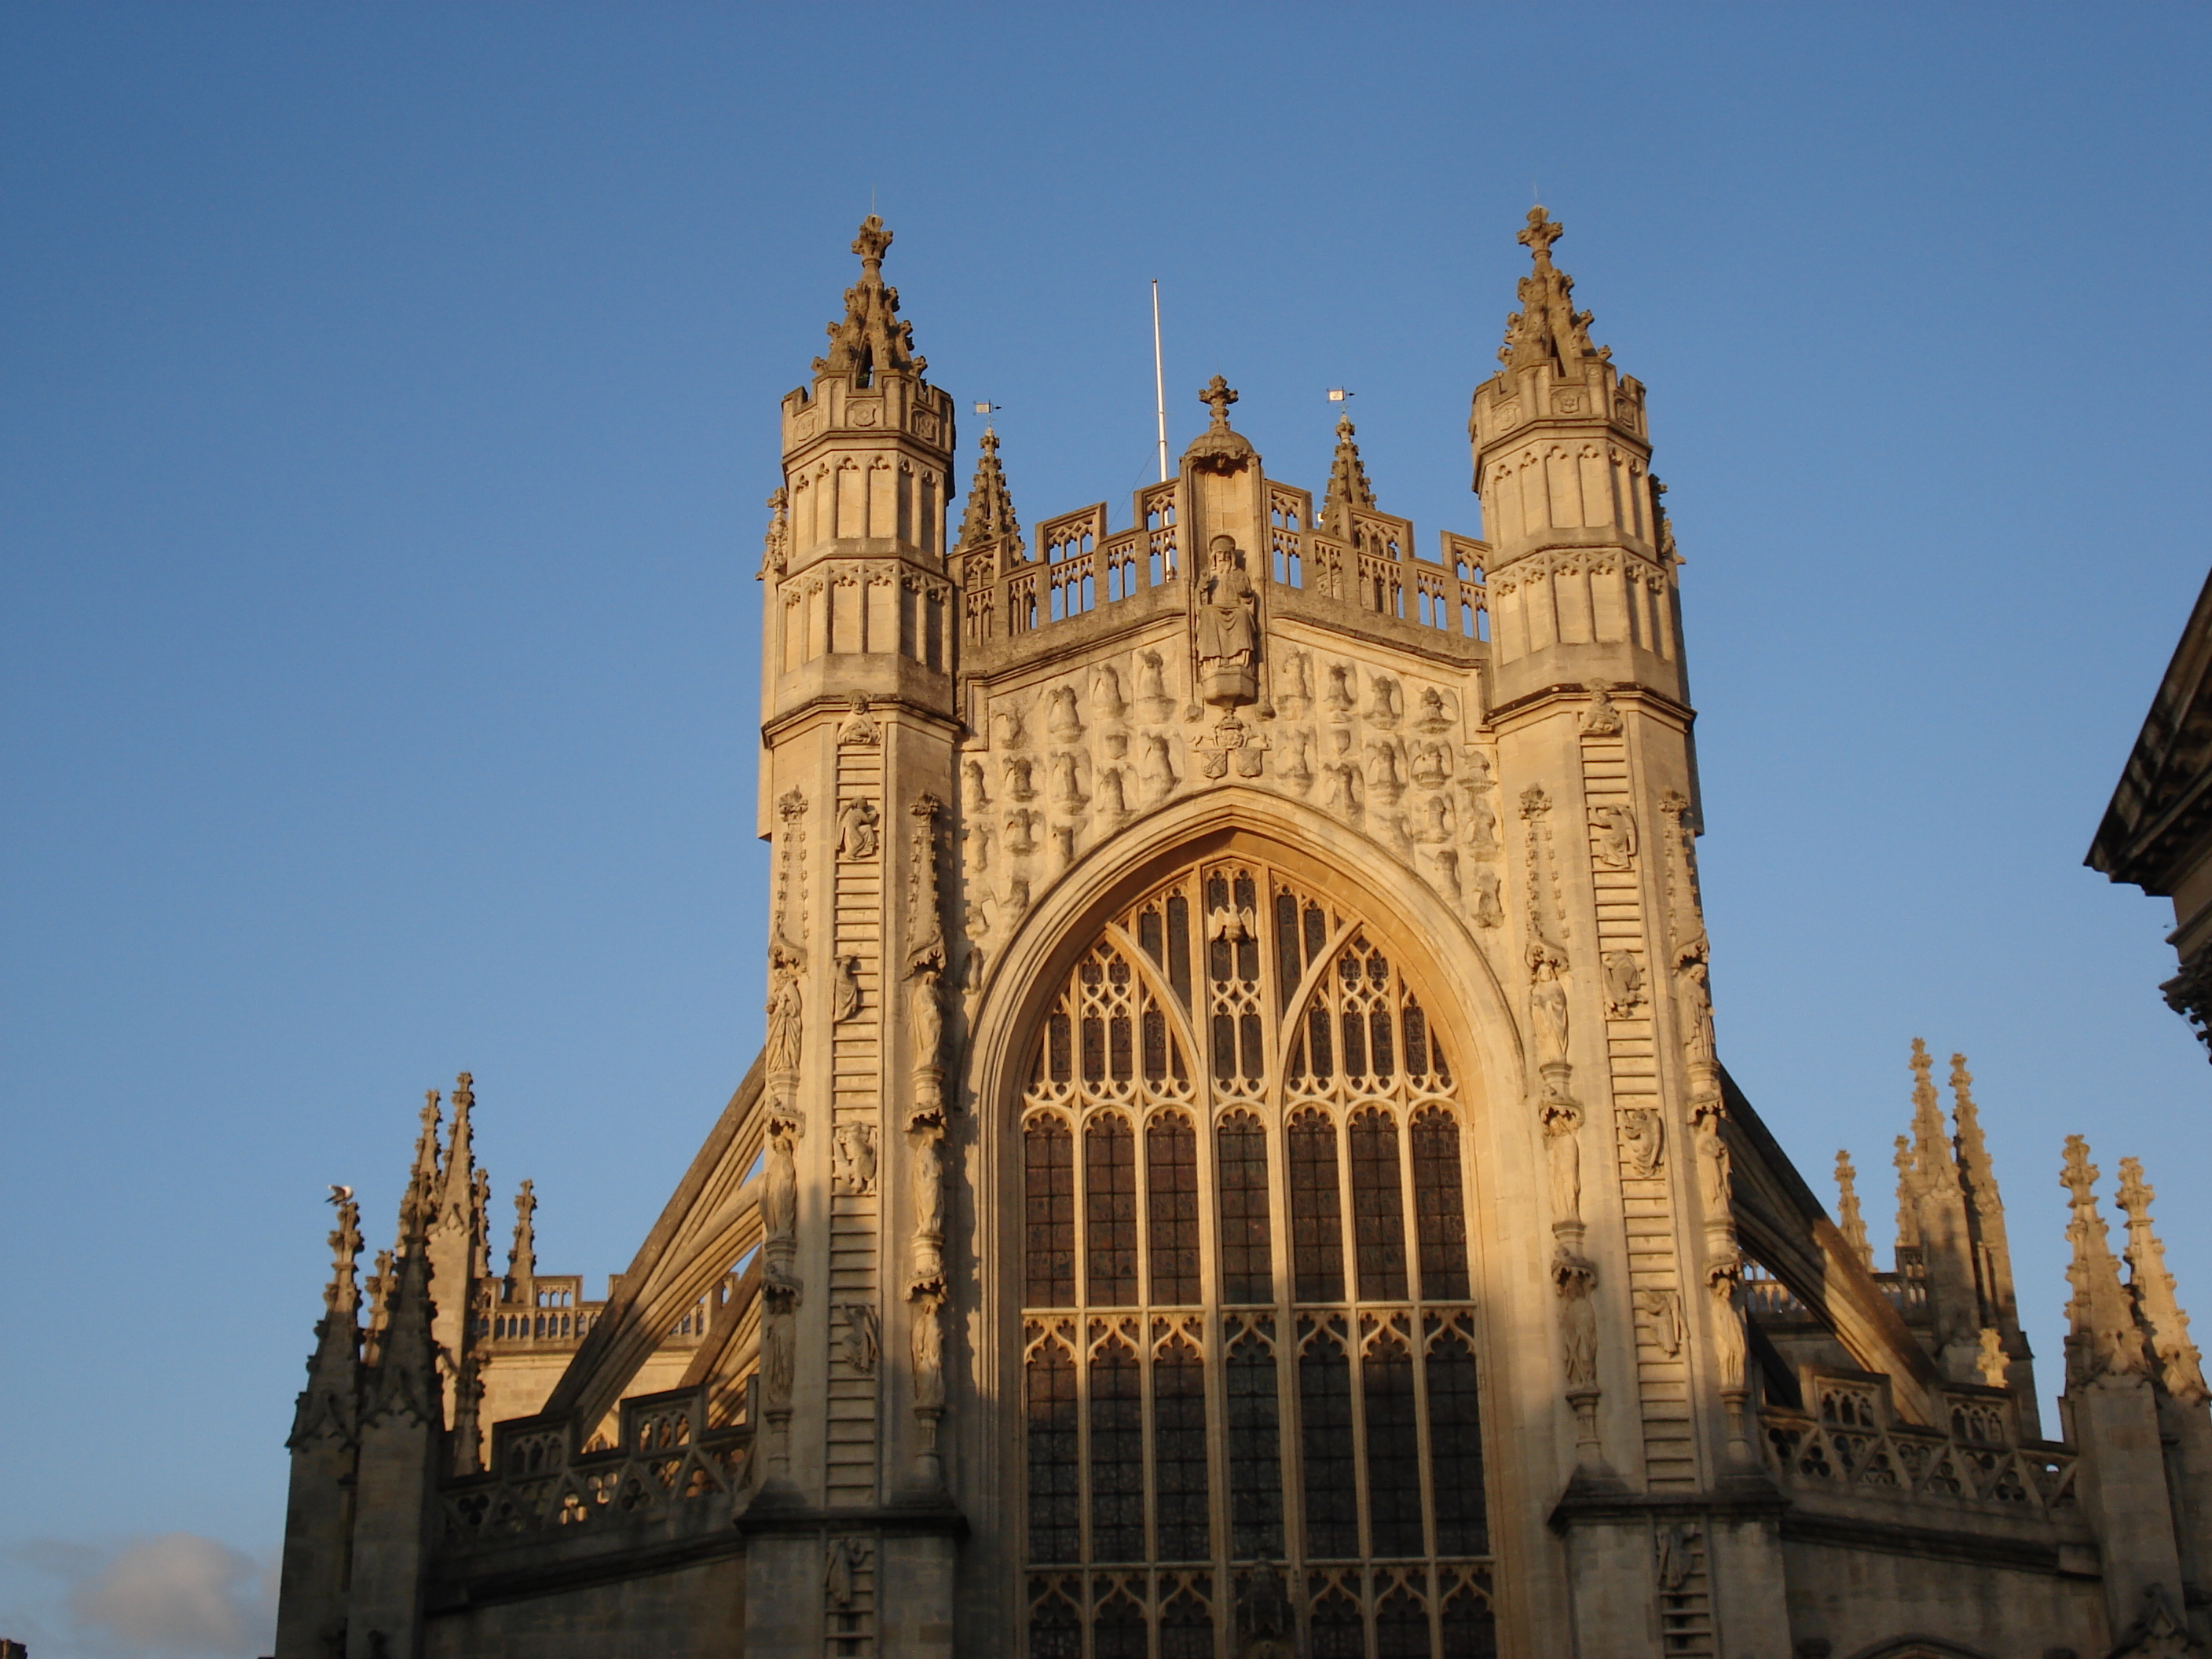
275;214;2212;1659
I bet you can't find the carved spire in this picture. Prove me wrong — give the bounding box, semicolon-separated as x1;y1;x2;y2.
1904;1038;1980;1372
1907;1038;1955;1186
368;1113;443;1426
288;1196;364;1448
2115;1156;2210;1404
955;427;1020;555
1948;1051;2023;1342
1499;206;1604;374
438;1072;475;1228
507;1178;537;1285
813;214;922;383
401;1090;441;1249
1834;1151;1873;1269
2061;1136;2152;1390
1892;1133;1921;1252
1319;415;1377;537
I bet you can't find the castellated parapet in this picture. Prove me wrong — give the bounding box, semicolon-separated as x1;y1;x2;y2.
272;212;2212;1659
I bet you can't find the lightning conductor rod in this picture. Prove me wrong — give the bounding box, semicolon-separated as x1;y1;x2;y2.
1151;280;1169;484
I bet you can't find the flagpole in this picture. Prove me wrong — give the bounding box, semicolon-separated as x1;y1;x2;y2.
1151;280;1169;484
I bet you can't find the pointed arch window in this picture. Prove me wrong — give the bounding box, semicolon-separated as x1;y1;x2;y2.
1017;858;1495;1651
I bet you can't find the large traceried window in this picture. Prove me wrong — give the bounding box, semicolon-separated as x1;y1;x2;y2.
1021;859;1497;1657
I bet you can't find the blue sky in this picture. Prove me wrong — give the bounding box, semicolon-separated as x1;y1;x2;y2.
4;5;2208;1652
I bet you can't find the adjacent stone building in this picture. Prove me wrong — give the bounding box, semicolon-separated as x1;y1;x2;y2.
275;213;2210;1658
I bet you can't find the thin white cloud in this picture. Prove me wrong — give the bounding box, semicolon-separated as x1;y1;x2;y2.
8;1533;275;1659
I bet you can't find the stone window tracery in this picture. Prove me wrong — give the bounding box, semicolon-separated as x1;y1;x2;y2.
1017;856;1497;1654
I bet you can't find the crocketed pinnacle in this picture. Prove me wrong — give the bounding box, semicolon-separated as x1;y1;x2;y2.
324;1196;364;1322
1499;206;1604;374
955;427;1020;553
1892;1134;1920;1251
507;1177;537;1284
2061;1135;2151;1389
1319;415;1376;537
2115;1156;2210;1404
1947;1054;2001;1218
814;214;924;383
287;1196;365;1448
1833;1151;1873;1269
1907;1038;1956;1185
438;1071;475;1231
400;1090;441;1250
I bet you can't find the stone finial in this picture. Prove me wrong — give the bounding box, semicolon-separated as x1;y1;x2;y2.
759;488;789;580
2060;1135;2152;1390
324;1196;364;1321
1833;1150;1873;1269
2115;1155;2210;1404
507;1178;537;1284
398;1091;442;1248
1500;206;1604;373
1946;1053;2002;1218
1183;375;1256;474
955;427;1020;555
1319;415;1377;537
1892;1133;1920;1252
438;1072;475;1224
813;215;923;382
1907;1038;1955;1182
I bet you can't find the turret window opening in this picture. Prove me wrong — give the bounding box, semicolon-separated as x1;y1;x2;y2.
1017;858;1494;1653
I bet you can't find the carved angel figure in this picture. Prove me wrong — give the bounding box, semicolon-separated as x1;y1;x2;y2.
1094;766;1128;819
831;1121;877;1196
764;963;804;1075
1528;939;1571;1064
1134;649;1170;713
1620;1106;1664;1178
763;1125;798;1249
1469;866;1504;928
1365;738;1404;803
1540;1093;1584;1225
836;797;881;861
1047;751;1086;808
833;955;863;1023
1707;1260;1748;1391
1323;661;1355;712
1090;664;1126;723
1602;949;1646;1019
1045;685;1082;740
1554;1255;1599;1389
1409;742;1450;789
1635;1287;1683;1357
961;759;988;812
1137;733;1177;801
910;1295;946;1410
1588;804;1637;870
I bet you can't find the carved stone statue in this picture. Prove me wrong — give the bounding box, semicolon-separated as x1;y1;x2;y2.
1090;663;1126;723
1694;1104;1732;1219
1581;680;1624;735
1323;661;1354;712
764;960;804;1075
961;759;988;812
1462;786;1499;854
1409;742;1449;789
1554;1254;1599;1389
1602;949;1646;1018
762;1295;797;1408
1470;865;1504;928
1708;1258;1747;1393
1635;1287;1683;1357
1137;732;1176;801
1047;751;1085;808
836;797;881;861
833;955;863;1023
1365;738;1404;804
910;1291;945;1410
1620;1107;1664;1178
1134;649;1171;718
1094;766;1128;819
763;1125;798;1248
1588;804;1637;870
1675;934;1716;1066
1280;650;1312;712
839;1305;879;1377
1366;675;1402;727
831;1121;877;1196
1002;756;1035;801
909;965;943;1078
1415;687;1451;731
1529;939;1571;1064
1194;535;1260;707
1540;1093;1583;1225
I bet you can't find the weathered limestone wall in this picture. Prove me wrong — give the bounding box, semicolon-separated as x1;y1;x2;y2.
423;1555;744;1659
1780;1536;2107;1658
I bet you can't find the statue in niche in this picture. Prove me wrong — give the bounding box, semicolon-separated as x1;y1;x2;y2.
1409;741;1450;789
1322;661;1355;712
910;1293;945;1411
762;1291;797;1408
1554;1254;1599;1389
1540;1093;1583;1224
836;797;880;862
1469;865;1504;928
961;759;988;813
1602;949;1646;1018
1045;685;1082;741
1529;939;1572;1064
1620;1106;1664;1178
911;1130;945;1256
1635;1287;1683;1357
1137;732;1177;801
833;955;863;1023
1707;1258;1747;1391
1134;649;1173;720
1693;1103;1732;1218
764;953;804;1075
909;961;944;1081
1002;756;1035;801
1656;1523;1699;1593
832;1121;877;1196
763;1123;798;1249
825;1536;868;1608
1675;934;1716;1065
1589;804;1637;870
1192;534;1260;708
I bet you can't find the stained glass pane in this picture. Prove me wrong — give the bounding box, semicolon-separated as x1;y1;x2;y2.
1441;1587;1500;1657
1309;1585;1365;1659
1412;1108;1470;1302
1147;1115;1200;1306
1299;1330;1359;1558
1024;1118;1075;1307
1289;1113;1345;1303
1153;1338;1210;1561
1086;1117;1137;1306
1427;1324;1489;1557
1364;1329;1424;1557
1350;1109;1409;1302
1226;1330;1284;1560
1024;1341;1079;1563
1217;1112;1273;1304
1377;1586;1431;1657
1090;1342;1144;1561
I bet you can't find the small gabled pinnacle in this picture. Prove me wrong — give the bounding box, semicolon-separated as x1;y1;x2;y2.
1499;206;1605;374
2115;1155;2210;1404
813;215;924;384
2060;1135;2152;1390
470;1167;493;1280
1319;415;1377;537
955;427;1020;555
1833;1151;1873;1269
